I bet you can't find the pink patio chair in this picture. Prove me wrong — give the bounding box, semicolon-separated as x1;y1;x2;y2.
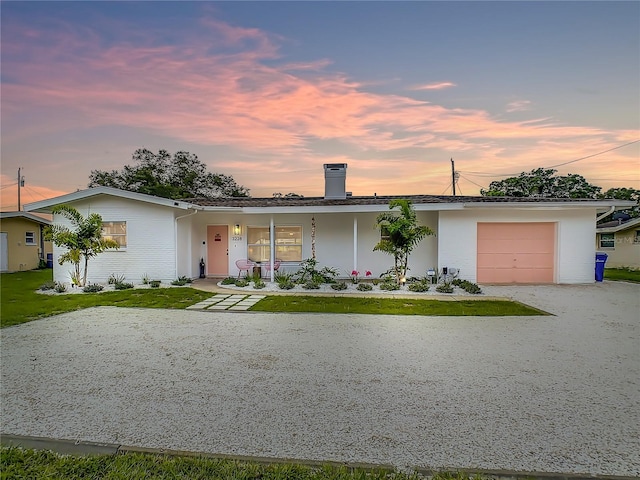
263;259;282;276
235;259;254;278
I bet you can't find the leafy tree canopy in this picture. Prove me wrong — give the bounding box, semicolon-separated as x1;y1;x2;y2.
600;187;640;219
89;149;250;199
480;168;601;199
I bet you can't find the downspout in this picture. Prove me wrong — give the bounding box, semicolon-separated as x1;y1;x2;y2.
596;206;615;223
175;209;198;280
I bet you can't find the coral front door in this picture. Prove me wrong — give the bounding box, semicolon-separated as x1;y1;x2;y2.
207;225;228;276
477;222;555;284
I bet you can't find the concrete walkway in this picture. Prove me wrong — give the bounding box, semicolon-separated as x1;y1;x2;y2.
186;294;266;311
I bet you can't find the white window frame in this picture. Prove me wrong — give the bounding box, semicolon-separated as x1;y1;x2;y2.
25;231;36;245
599;232;615;249
102;221;127;248
634;230;640;245
246;225;303;263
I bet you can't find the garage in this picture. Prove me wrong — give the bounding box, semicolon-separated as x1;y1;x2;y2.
477;222;556;284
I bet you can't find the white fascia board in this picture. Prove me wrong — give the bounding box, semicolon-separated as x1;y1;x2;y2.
0;212;52;225
196;206;243;212
240;203;463;214
597;217;640;233
24;186;193;213
461;200;635;211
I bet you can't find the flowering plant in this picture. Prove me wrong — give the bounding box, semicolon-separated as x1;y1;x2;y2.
349;270;372;284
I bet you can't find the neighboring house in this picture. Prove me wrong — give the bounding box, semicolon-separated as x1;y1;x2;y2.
25;164;634;285
596;217;640;269
0;212;52;272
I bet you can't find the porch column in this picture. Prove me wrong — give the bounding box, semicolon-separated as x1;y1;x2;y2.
270;216;275;282
353;216;358;271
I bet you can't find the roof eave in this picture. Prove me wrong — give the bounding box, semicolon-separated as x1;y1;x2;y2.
24;186;193;213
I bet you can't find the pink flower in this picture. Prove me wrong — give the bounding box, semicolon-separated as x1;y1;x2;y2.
351;270;359;276
365;271;372;277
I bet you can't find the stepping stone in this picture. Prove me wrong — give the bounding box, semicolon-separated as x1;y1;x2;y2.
208;305;229;310
228;305;251;310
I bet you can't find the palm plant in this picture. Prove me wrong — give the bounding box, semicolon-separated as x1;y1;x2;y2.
45;205;119;287
374;199;434;284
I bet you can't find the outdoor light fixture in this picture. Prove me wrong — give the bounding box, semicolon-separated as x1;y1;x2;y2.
233;224;241;235
400;277;406;284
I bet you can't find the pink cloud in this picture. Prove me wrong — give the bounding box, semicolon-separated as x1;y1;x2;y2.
1;13;638;199
411;81;457;91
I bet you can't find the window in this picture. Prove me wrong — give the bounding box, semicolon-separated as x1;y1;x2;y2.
247;227;270;262
247;226;302;262
599;233;614;249
102;221;127;248
635;230;640;244
25;231;36;245
380;226;390;242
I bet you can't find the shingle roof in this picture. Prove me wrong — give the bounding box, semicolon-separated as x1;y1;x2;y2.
186;194;608;208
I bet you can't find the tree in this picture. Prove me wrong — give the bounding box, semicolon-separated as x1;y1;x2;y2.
480;168;601;198
44;205;119;286
600;187;640;219
89;149;250;199
374;199;434;284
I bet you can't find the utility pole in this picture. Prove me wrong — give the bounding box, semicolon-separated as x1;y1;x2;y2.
451;158;456;196
17;168;25;211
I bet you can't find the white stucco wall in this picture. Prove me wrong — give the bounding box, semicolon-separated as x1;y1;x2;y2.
438;207;597;284
189;211;438;279
51;197;180;285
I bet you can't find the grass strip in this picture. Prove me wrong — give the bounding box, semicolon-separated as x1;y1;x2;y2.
0;446;485;480
251;295;547;316
604;267;640;283
1;270;212;328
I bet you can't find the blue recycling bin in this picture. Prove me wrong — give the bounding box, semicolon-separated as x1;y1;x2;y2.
46;253;53;268
595;252;608;282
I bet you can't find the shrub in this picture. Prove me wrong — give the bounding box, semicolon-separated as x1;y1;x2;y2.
275;271;295;290
54;282;67;293
38;259;48;269
371;278;381;286
302;281;320;290
235;279;249;287
221;277;236;285
293;258;338;284
331;282;348;291
451;278;482;294
408;279;430;292
150;280;161;288
380;281;400;291
114;282;134;290
108;273;125;285
357;283;373;291
436;283;454;294
141;274;150;284
83;283;104;293
253;278;266;289
39;281;57;291
171;279;188;286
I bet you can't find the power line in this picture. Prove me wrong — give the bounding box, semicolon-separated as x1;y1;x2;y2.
547;139;640;168
460;139;640;176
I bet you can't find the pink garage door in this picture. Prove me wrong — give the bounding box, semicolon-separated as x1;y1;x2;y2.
477;223;555;284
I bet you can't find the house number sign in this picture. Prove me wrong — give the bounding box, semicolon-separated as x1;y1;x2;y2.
231;236;243;241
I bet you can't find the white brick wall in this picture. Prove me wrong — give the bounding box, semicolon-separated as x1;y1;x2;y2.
52;198;179;285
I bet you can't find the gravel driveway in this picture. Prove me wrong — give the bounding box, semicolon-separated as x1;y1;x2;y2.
2;282;639;476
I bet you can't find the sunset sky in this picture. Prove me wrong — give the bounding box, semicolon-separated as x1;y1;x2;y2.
1;1;639;210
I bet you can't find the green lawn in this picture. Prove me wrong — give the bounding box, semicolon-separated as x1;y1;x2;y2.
1;270;212;328
251;295;547;316
1;270;547;328
604;267;640;283
0;447;482;480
